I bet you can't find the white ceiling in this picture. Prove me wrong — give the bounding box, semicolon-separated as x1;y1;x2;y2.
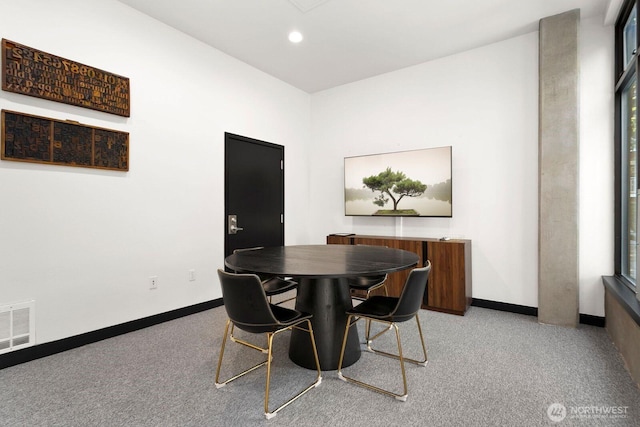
116;0;614;93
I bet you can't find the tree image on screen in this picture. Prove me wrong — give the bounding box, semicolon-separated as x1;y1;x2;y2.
362;168;427;215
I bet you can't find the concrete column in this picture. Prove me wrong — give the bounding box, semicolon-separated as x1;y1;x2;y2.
538;9;580;327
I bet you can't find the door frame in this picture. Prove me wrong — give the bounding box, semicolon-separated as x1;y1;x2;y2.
224;132;285;258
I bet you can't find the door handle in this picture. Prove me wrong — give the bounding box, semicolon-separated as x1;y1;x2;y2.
228;215;244;234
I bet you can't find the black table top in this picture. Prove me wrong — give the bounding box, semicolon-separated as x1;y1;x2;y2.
224;244;419;278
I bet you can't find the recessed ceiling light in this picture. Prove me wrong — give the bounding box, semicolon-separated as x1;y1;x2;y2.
288;31;304;43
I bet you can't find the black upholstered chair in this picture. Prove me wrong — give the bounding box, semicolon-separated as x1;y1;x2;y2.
229;248;298;345
215;269;322;419
233;247;297;305
347;246;389;342
337;261;431;401
348;274;389;299
347;245;389;300
348;273;388;344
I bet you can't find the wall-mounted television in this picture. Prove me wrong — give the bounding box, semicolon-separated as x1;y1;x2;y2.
344;146;452;217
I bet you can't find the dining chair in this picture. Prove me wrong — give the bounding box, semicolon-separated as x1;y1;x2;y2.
348;274;389;299
337;261;431;401
347;245;389;300
347;245;389;343
348;273;388;345
233;247;297;305
215;269;322;419
229;247;299;349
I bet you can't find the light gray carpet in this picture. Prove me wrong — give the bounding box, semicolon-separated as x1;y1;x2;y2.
1;300;639;426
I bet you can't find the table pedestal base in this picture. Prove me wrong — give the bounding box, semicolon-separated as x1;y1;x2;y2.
289;277;361;370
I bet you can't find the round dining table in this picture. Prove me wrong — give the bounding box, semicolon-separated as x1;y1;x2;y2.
224;244;419;370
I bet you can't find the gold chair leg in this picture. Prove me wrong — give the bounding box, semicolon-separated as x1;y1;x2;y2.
264;319;322;419
215;319;270;388
361;285;387;343
365;321;393;348
338;314;426;401
214;319;230;386
366;314;427;366
264;332;275;417
229;322;269;353
393;323;409;401
364;318;373;342
337;314;356;373
413;313;428;365
363;313;390;342
216;318;322;419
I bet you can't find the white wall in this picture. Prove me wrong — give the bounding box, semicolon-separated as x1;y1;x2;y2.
579;16;615;316
0;0;311;344
309;18;613;316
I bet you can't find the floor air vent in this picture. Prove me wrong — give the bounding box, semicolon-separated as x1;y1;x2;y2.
0;300;35;354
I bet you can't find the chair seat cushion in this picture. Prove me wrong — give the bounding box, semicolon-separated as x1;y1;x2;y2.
270;304;312;325
234;305;311;333
262;277;298;295
347;275;386;290
347;295;398;320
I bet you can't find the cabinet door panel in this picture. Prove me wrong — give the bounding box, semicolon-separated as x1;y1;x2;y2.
326;234;471;315
426;241;467;313
326;235;352;245
353;237;423;297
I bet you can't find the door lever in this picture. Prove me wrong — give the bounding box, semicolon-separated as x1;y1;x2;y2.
228;215;244;234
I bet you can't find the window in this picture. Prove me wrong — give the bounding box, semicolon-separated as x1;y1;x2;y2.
616;0;639;294
621;77;637;281
623;5;637;67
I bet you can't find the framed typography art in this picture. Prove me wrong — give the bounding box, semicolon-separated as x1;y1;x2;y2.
1;110;129;171
1;39;130;117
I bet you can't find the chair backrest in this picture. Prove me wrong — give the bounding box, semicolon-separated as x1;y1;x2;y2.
389;261;432;322
217;269;280;333
231;247;272;281
352;245;388;284
233;247;264;253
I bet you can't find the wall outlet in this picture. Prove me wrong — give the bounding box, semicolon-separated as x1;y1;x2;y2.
149;276;158;290
188;269;196;282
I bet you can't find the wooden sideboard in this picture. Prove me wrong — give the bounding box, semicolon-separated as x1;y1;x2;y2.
327;234;472;315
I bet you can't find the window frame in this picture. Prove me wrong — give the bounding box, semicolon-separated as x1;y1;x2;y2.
615;0;640;293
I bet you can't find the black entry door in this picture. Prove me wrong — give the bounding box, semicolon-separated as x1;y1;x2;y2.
224;133;284;259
